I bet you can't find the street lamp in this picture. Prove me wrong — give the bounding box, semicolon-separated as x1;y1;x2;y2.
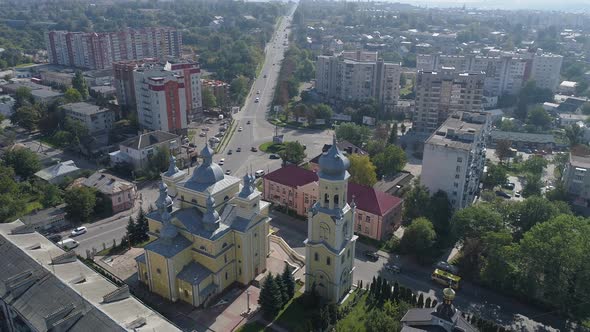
246;289;251;313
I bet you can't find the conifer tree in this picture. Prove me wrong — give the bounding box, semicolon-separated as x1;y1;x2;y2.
425;297;432;308
258;274;282;318
281;263;295;299
417;293;424;308
275;274;289;307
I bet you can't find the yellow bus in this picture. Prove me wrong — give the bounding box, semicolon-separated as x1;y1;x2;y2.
431;269;461;290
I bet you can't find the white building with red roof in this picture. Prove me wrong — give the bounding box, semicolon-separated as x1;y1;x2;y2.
263;165;403;241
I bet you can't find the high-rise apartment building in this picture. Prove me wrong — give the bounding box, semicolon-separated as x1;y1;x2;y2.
134;65;188;134
530;51;563;91
316;51;401;111
114;60;201;122
417;54;527;97
46;28;182;70
421;111;490;210
413;68;484;134
417;49;563;95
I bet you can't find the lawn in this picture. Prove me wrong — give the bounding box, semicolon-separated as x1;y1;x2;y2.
335;292;371;331
274;291;312;331
259;142;285;153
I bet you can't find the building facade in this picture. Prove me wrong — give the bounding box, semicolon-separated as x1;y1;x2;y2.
166;60;202;120
82;172;137;213
564;149;590;208
113;58;158;111
304;139;357;303
46;28;182;70
421;111;490;210
62;102;114;135
136;146;270;308
263;165;403;241
530;51;563;91
315;51;401;111
413;69;484;134
134;65;188;133
109;130;180;170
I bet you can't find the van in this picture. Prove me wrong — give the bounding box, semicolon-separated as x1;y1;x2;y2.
58;238;79;250
255;170;265;178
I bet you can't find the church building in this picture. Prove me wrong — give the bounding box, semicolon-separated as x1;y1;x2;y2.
305;136;357;303
135;144;270;307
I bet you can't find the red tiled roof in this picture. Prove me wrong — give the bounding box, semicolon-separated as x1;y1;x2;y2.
264;166;403;216
348;182;403;217
263;165;318;187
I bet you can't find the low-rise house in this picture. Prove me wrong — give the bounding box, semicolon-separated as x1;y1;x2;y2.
62;102;114;135
39;70;74;88
559;113;587;126
559;80;578;95
109;130;180;170
19;204;69;233
2;81;63;103
34;160;82;184
263;165;403;241
83;172;137;213
490;130;556;151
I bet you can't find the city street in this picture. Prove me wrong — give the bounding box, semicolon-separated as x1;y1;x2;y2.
269;211;565;331
214;8;332;177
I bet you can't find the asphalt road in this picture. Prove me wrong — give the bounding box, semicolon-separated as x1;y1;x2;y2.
269;211;566;331
214;8;331;177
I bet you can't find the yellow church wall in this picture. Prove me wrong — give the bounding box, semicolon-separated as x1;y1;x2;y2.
146;251;172;300
177;278;194;305
137;261;148;284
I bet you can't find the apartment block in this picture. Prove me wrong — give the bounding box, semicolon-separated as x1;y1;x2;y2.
115;59;201;120
134;65;188;133
62;102;114;134
315;50;401;111
564;148;590;209
46;28;182;70
413;69;484;134
530;51;563;91
421;111;490;210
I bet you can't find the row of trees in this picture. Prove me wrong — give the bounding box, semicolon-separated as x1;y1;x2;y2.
258;264;296;318
274;45;315;107
126;207;150;245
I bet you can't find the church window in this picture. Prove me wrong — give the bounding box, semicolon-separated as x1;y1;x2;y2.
314;252;319;261
320;224;330;241
224;254;227;263
357;223;361;231
324;193;329;204
326;257;331;265
156;268;161;274
184;290;189;297
225;272;228;280
181;195;184;201
347;249;350;258
224;196;229;201
253;203;257;207
254;233;257;237
222;242;227;248
239;268;242;275
334;194;339;207
200;245;206;251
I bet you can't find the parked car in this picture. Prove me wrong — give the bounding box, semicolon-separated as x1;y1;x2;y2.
247;120;251;125
199;132;206;137
58;238;79;250
209;137;221;143
47;234;62;243
495;190;511;199
256;90;260;94
255;97;260;103
255;170;265;178
238;127;243;132
227;149;233;155
70;226;87;237
503;182;515;190
385;264;401;273
515;191;521;198
251;147;258;152
225;170;231;175
219;158;225;165
236;147;242;152
263;74;267;78
269;154;280;160
364;251;379;262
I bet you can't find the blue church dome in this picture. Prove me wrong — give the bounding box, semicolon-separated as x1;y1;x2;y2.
319;136;350;179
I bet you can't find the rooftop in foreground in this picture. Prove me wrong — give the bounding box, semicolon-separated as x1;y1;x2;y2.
0;220;180;332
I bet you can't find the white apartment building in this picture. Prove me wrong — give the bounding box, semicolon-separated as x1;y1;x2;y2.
413;68;484;134
421;111;490;210
134;65;188;133
165;60;202;120
316;50;401;111
530;51;563;91
62;102;114;134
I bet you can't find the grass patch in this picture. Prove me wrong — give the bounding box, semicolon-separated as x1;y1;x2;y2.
15;62;34;68
96;244;129;257
24;201;43;215
237;321;267;332
133;238;154;248
335;292;370;331
274;292;311;331
259;142;285;153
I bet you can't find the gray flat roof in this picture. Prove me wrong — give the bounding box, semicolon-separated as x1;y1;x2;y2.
426;112;487;151
62;102;109;115
491;130;556;144
0;220;181;332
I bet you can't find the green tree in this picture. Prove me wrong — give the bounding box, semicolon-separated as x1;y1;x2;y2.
148;146;170;175
72;70;88;100
451;205;504;241
258;274;283;319
522;173;543;198
348;154;377;186
403;182;430;221
565;124;583;147
126;216;139;244
372;144;407;176
526;106;552;129
135;206;149;243
494;140;512;164
2;148;41;179
388;122;398;145
274;274;289;307
11;104;42;130
279;141;306;165
64;88;82;103
512;196;562;234
14;86;33;109
335;123;371;147
483;163;508;188
401;217;436;259
64;186;97;222
314;103;333;120
428;190;452;236
521;155;548;176
230;75;249;105
202;88;217;109
281;263;295;300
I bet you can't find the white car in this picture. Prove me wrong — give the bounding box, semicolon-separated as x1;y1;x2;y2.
70;226;87;237
219;158;225;165
255;97;260;103
238;127;243;132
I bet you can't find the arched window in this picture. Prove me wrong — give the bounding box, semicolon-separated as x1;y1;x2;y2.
224;196;229;201
334;194;339;207
320;223;330;241
324;193;329;204
314;252;319;261
222;242;227;248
